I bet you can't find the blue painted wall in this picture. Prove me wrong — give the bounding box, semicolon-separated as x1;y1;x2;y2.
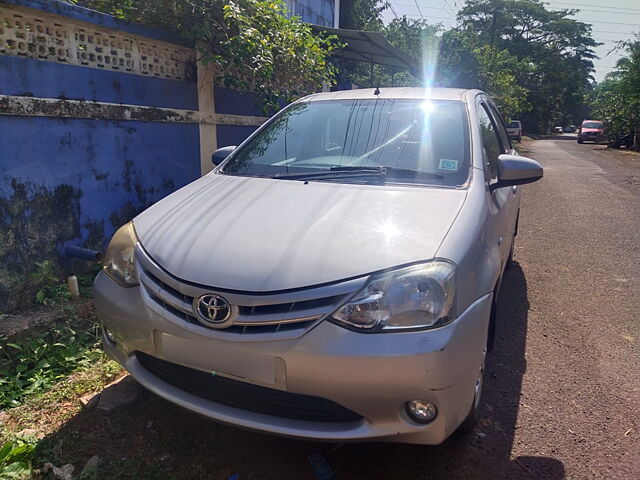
214;87;285;149
0;56;198;109
0;1;202;311
0;116;200;231
215;87;264;117
0;61;200;247
217;125;259;149
285;0;335;27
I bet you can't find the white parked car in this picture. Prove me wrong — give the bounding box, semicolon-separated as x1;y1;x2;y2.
506;120;522;142
95;88;542;445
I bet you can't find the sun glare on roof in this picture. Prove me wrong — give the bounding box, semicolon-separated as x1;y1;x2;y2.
421;101;435;114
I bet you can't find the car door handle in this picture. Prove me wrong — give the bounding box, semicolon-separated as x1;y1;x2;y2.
512;185;517;195
498;236;503;246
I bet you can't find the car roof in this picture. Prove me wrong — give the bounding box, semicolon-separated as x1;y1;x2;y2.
302;87;475;103
583;119;603;123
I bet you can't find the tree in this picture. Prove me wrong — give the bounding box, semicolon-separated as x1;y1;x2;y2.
472;45;530;119
339;0;388;31
71;0;341;106
456;0;599;132
437;30;530;119
590;36;640;150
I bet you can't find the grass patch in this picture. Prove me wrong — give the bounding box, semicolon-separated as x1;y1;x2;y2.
0;275;124;478
0;353;122;478
0;317;105;410
1;357;122;435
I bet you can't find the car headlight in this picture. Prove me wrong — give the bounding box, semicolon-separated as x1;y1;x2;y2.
329;261;456;332
103;221;139;287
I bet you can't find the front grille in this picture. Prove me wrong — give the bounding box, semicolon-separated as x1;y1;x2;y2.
136;352;363;423
139;265;345;335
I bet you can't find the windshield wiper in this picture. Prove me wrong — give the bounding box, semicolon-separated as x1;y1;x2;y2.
272;165;445;182
272;166;385;179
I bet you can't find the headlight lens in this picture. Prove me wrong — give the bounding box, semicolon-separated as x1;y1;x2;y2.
103;222;139;287
329;261;456;332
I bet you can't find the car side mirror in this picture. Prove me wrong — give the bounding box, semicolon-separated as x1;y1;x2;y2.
491;154;543;190
211;145;236;166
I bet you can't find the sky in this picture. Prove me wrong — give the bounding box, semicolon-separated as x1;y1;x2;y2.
381;0;640;82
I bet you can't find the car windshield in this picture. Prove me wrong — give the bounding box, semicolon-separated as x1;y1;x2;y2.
221;98;470;187
508;121;520;128
583;122;603;129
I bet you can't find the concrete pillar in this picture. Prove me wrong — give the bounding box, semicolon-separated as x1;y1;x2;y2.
197;60;217;176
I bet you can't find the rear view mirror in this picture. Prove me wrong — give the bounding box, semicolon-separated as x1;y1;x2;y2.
492;154;543;190
212;145;236;166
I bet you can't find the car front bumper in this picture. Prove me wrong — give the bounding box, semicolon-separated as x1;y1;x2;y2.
94;271;492;445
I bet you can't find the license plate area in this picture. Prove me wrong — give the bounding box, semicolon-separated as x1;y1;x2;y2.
157;332;281;388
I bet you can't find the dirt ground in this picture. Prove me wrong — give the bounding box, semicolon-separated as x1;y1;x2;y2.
12;137;640;479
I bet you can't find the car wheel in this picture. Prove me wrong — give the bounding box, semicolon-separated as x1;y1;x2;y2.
486;287;498;353
457;345;486;433
516;136;521;142
577;138;583;144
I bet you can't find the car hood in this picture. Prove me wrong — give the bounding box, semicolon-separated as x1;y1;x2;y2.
134;174;467;291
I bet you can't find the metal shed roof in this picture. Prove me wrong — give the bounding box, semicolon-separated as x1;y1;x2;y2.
310;26;419;75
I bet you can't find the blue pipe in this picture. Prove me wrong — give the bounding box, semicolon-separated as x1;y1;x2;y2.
62;245;104;262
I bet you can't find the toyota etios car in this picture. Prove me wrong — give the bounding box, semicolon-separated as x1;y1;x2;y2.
95;88;542;445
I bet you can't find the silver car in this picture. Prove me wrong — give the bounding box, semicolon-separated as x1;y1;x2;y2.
94;88;542;445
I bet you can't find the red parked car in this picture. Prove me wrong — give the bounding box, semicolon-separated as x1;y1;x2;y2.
578;120;605;144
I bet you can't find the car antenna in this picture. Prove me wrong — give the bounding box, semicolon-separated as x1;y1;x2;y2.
374;86;380;96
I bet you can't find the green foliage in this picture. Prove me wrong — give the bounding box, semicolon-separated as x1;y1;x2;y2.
472;45;530;119
589;36;640;150
30;261;63;306
0;317;102;409
454;0;599;132
0;438;35;479
213;1;341;107
71;0;341;108
339;0;388;31
438;30;531;119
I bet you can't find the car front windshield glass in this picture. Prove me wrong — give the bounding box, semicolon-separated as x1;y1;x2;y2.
221;98;470;187
583;122;603;129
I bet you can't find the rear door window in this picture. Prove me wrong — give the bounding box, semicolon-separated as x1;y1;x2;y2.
477;103;504;182
487;105;512;152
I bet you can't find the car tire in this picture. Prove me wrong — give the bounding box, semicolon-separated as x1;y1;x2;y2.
457;345;486;433
516;136;521;142
506;238;514;269
577;138;583;144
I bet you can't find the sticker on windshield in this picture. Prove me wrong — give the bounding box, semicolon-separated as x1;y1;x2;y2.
439;159;459;171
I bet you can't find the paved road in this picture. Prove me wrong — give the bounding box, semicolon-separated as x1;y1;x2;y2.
49;136;640;479
497;136;640;479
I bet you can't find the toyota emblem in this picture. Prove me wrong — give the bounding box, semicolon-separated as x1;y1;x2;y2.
194;294;232;325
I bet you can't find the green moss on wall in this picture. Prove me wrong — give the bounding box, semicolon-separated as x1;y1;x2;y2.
0;180;81;312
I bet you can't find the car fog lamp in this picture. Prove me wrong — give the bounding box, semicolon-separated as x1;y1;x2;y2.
405;400;437;424
104;327;117;344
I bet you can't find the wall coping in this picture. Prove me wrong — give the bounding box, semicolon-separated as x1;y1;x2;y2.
0;0;191;46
